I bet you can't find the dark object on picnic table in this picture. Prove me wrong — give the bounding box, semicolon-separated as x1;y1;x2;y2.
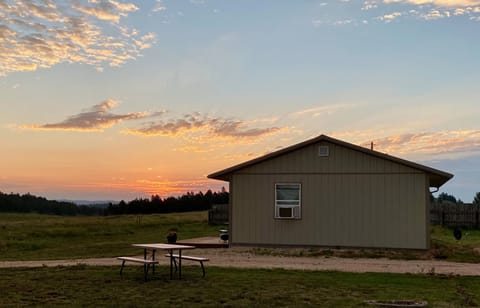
167;231;177;243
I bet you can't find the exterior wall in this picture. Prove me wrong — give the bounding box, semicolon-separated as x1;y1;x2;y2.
230;141;429;249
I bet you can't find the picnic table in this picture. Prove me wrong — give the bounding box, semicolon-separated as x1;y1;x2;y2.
118;243;210;281
132;243;195;280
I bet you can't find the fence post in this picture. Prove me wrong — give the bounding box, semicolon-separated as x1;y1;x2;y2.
476;207;479;229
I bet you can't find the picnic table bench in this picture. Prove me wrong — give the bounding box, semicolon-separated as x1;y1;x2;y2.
117;256;159;281
117;243;203;281
165;254;209;277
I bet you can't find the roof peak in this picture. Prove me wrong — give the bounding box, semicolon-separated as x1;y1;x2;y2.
208;134;453;188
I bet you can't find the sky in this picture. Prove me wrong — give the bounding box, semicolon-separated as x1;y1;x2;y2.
1;0;479;202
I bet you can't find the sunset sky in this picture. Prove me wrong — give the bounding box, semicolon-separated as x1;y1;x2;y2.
1;0;479;202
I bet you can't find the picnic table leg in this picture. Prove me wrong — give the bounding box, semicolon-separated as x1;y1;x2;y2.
169;250;173;280
200;261;205;278
152;249;156;275
120;260;126;277
179;249;182;280
144;248;148;280
144;248;149;281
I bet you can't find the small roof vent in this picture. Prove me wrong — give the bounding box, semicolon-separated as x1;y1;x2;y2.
318;145;329;157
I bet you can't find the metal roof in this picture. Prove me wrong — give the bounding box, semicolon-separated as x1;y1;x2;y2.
207;134;453;188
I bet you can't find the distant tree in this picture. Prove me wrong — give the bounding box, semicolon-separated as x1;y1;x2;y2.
437;192;457;204
474;192;480;206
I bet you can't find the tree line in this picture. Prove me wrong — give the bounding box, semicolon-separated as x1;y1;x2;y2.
107;189;229;215
433;192;480;206
0;189;229;216
0;192;91;216
1;189;479;216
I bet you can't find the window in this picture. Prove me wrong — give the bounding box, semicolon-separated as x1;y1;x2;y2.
275;183;301;219
318;145;329;157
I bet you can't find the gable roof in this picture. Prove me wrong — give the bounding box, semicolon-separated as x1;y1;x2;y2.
208;134;453;188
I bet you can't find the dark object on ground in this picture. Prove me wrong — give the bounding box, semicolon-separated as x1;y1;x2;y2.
454;227;462;240
219;229;229;242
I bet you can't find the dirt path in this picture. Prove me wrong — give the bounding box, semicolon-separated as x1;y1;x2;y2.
1;247;479;276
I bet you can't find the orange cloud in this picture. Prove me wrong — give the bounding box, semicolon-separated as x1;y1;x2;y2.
72;0;138;23
362;130;480;157
22;100;148;132
0;0;154;76
123;112;283;141
86;177;224;198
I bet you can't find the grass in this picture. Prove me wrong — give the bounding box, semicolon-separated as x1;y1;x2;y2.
2;211;480;263
430;226;480;263
2;213;480;306
1;265;480;307
0;212;219;261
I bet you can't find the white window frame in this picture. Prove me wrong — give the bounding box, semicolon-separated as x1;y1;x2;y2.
275;183;301;219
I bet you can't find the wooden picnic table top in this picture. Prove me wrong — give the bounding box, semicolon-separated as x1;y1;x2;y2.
132;243;196;250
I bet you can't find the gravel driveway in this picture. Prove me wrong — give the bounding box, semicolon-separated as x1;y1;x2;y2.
1;247;479;276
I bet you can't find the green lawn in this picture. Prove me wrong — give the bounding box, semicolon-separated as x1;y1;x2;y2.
2;213;480;306
0;212;219;261
430;225;480;262
1;266;479;307
2;212;480;263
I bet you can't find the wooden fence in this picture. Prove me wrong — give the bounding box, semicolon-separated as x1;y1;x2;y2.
430;202;479;228
208;204;229;225
207;202;479;228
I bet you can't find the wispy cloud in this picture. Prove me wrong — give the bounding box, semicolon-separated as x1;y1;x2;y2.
377;11;403;21
362;0;379;10
334;19;354;25
22;100;147;132
361;130;480;157
315;0;480;26
383;0;480;7
72;0;138;22
0;0;155;76
152;0;167;13
124;112;283;141
419;8;449;19
378;0;480;21
292;104;357;117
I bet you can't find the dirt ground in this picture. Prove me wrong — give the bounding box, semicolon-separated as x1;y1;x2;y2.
1;247;480;276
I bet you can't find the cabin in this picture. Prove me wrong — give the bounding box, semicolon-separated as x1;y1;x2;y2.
208;134;453;249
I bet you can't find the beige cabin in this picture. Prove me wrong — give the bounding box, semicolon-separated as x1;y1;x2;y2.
208;135;453;249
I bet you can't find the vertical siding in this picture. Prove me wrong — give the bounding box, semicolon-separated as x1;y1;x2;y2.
230;141;429;249
239;142;418;175
232;173;427;249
